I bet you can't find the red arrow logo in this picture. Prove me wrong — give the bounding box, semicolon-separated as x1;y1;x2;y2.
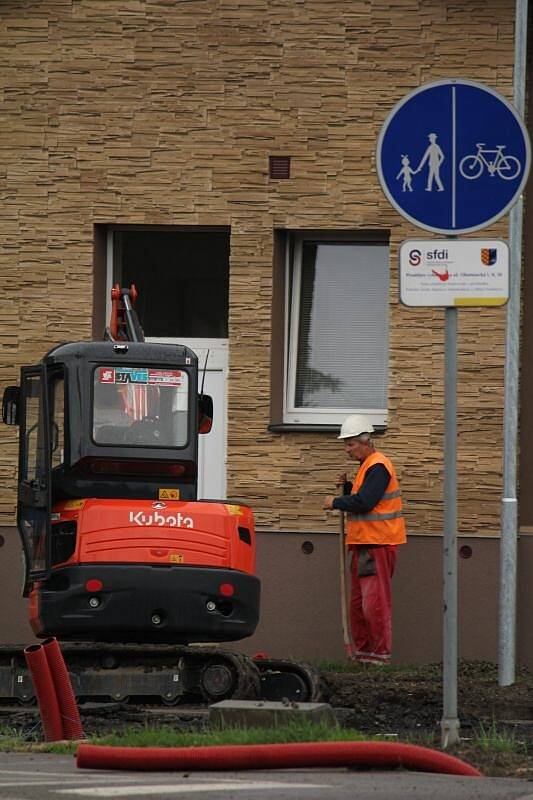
432;268;449;282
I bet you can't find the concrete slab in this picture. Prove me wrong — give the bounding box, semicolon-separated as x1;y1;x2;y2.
208;699;337;728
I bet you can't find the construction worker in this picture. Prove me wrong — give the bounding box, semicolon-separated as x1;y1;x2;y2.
323;414;406;665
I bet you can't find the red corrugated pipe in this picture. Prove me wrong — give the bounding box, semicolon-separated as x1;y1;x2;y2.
43;637;84;740
77;741;482;777
24;643;64;742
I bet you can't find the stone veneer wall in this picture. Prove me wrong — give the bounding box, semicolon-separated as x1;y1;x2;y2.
0;0;515;535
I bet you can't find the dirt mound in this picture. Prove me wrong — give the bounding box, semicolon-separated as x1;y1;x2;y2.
323;660;533;777
324;661;532;732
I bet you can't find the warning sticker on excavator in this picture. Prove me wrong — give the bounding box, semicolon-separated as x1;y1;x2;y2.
225;504;244;516
148;369;183;386
159;488;180;500
97;367;184;387
169;553;184;563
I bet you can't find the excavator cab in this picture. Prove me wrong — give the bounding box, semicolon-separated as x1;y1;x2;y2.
2;291;260;645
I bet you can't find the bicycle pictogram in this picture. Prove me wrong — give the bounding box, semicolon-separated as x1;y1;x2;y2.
459;144;521;181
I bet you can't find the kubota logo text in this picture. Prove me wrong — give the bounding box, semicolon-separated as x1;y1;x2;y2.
129;511;194;528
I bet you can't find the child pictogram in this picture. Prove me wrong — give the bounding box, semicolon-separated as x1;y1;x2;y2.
396;155;416;191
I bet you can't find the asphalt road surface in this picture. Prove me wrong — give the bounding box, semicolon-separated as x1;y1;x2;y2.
0;753;532;800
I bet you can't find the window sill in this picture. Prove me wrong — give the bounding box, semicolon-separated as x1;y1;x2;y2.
268;423;387;434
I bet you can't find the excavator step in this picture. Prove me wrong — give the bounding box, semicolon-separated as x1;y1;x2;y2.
209;700;336;729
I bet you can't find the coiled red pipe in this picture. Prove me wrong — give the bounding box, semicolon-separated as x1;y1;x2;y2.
24;643;64;742
77;741;482;777
43;637;84;740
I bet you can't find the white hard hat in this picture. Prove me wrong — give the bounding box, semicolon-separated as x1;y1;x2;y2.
337;414;374;440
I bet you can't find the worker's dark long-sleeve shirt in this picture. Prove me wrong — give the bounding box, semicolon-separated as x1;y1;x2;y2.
331;463;391;514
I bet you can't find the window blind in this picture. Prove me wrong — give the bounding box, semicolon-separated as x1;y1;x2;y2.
294;242;389;410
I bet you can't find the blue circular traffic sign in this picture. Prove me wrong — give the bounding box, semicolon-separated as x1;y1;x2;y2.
376;79;531;234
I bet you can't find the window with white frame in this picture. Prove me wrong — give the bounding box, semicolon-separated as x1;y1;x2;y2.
284;235;390;427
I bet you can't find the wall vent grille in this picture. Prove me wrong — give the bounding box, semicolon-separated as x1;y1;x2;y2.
269;156;291;179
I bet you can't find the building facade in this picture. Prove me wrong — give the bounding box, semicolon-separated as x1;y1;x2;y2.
1;0;532;666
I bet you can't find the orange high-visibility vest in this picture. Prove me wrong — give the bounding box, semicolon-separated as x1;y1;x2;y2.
345;451;406;546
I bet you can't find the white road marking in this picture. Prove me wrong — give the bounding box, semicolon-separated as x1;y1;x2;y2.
0;783;79;789
0;779;136;788
57;780;330;796
0;769;137;781
0;770;129;780
0;775;135;786
0;770;77;777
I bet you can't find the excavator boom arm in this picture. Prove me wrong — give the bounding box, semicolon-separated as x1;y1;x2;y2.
106;284;145;342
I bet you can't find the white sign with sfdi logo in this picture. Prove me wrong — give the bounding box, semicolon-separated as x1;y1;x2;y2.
398;239;509;307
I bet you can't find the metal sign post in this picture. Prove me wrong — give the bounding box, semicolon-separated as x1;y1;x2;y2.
378;76;529;748
442;304;459;747
499;0;529;689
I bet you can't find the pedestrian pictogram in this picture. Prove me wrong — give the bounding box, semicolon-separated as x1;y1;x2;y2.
377;79;531;234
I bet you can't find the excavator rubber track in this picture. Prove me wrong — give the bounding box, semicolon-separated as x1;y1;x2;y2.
0;644;324;706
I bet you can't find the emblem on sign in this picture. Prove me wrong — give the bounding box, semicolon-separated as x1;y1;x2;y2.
481;248;498;266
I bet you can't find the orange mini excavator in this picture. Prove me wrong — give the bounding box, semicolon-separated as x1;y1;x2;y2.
1;287;320;705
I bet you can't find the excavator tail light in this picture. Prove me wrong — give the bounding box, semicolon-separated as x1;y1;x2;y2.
85;579;103;593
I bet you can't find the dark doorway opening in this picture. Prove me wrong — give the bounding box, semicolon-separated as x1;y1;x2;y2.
112;228;230;338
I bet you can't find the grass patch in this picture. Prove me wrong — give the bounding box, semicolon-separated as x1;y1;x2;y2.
472;721;528;754
4;718;527;764
96;720;369;749
0;719;85;754
0;725;25;752
0;720;372;753
0;722;79;754
0;720;48;752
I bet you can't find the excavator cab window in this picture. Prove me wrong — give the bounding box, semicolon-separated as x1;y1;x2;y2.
50;373;65;470
18;368;51;593
92;365;190;449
